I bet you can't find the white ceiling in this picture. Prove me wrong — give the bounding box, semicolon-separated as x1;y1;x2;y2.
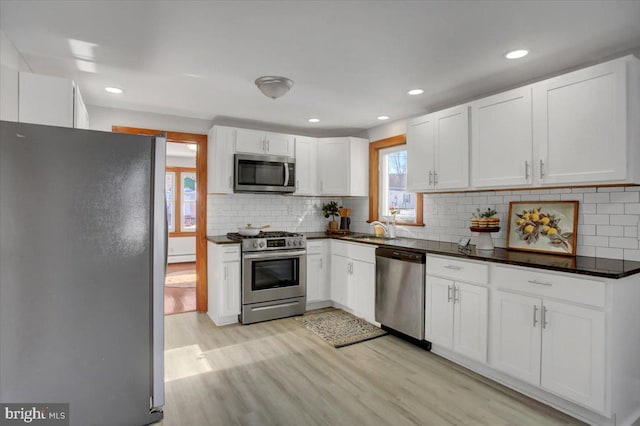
2;0;640;134
166;142;196;158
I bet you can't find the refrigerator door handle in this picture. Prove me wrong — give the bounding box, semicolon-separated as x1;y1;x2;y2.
151;135;167;409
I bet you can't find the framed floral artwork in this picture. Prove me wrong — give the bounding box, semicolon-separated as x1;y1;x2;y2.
506;201;579;256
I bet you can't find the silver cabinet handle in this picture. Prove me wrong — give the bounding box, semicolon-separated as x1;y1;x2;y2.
444;265;463;271
542;305;548;329
525;160;530;180
428;171;433;185
527;279;552;286
447;285;452;303
539;159;545;178
320;258;323;269
453;285;460;304
533;305;538;327
434;171;438;185
267;140;270;152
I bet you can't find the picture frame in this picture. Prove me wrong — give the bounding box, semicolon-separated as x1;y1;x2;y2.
506;201;579;256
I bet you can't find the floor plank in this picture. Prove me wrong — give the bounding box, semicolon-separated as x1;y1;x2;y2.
160;311;583;426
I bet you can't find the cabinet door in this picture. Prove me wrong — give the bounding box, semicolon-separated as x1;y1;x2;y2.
434;105;469;190
471;87;532;187
330;254;350;307
540;300;606;412
221;260;241;317
425;275;454;349
453;282;488;363
318;138;350;195
235;128;266;154
351;259;376;324
533;58;627;184
306;253;327;302
265;132;293;156
207;126;235;193
407;115;435;191
294;136;318;195
492;291;542;386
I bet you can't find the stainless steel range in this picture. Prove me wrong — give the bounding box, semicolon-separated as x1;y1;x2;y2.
226;231;306;324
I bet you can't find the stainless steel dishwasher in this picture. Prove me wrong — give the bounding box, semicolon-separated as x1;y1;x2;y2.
375;247;426;340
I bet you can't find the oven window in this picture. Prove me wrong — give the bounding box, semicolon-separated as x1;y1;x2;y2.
252;258;299;290
238;160;286;186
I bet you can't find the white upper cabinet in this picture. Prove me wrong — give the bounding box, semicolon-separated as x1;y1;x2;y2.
533;56;636;185
235;128;294;156
294;136;318;195
19;72;89;129
407;114;435;191
207;126;236;194
407;105;469;191
471;86;533;188
318;137;369;196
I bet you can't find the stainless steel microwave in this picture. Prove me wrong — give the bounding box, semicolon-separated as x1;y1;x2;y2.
234;153;296;193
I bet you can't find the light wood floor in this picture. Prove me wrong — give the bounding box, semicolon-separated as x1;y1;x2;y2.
161;311;583;426
164;262;196;315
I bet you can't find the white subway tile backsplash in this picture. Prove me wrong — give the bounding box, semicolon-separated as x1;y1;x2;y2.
581;203;596;214
624;226;638;238
597;225;624;237
597;203;624;214
582;235;609;247
610;215;639;226
597;186;625;192
578;224;596;235
596;247;623;259
583;215;609;225
609;237;639;250
625;204;640;214
584;193;610;203
576;246;597;257
624;249;640;261
610;192;640;203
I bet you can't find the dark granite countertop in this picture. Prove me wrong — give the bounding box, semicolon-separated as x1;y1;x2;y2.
207;233;640;279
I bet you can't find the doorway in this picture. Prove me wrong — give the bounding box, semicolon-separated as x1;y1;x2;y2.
112;126;208;313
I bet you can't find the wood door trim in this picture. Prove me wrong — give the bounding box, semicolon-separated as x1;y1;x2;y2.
113;125;208;312
369;134;424;226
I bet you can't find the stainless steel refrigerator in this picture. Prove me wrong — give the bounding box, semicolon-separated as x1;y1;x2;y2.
0;121;166;425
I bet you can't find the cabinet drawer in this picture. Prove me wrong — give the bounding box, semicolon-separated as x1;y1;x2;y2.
493;265;605;308
221;245;240;261
307;241;325;255
331;241;376;263
427;255;489;284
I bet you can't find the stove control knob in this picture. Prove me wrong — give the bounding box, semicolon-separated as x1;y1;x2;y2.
287;240;292;246
253;241;259;248
259;241;265;248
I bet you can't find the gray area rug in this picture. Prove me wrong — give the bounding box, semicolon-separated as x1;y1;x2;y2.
296;309;387;348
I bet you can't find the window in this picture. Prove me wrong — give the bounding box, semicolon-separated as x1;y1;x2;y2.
368;135;423;226
166;167;197;235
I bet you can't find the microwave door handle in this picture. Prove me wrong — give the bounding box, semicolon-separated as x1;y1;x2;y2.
284;162;289;186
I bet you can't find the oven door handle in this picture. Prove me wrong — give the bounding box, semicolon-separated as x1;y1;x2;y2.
243;250;307;260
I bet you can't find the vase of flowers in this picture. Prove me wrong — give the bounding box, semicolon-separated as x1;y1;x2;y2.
322;201;342;231
389;206;400;224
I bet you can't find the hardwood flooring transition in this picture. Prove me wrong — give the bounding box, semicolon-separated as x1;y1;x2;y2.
161;311;583;426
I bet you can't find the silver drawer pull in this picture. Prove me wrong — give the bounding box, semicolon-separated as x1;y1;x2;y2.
527;279;552;286
444;265;463;271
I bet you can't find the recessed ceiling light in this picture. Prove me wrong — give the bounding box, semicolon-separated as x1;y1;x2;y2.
105;87;123;94
308;118;320;123
505;49;529;59
408;89;424;96
377;116;390;120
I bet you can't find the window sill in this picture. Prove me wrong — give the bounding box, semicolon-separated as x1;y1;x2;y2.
170;232;197;237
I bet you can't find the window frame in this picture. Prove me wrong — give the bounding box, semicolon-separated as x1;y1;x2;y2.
166;166;197;237
368;135;424;226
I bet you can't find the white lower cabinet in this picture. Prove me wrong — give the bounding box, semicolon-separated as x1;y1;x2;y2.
491;265;607;415
426;275;488;363
207;242;241;325
329;241;376;324
306;241;329;306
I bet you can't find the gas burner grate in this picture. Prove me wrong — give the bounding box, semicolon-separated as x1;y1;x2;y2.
226;231;303;240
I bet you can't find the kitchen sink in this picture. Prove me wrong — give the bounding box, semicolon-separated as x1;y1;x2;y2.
346;235;398;242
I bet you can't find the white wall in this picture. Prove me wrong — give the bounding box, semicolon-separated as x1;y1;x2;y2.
166;155;196;168
0;29;31;121
87;105;212;134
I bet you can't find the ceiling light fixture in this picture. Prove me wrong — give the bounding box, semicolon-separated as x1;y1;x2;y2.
255;76;294;99
505;49;529;59
105;87;123;94
377;116;390;120
408;89;424;95
308;118;320;123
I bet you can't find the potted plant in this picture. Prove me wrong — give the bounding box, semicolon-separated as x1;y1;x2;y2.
322;201;342;231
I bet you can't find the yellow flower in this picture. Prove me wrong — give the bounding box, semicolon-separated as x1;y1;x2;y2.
516;219;525;226
547;228;558;235
533;209;539;215
524;225;534;233
523;213;530;220
540;217;550;225
530;213;540;222
542;225;550;233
